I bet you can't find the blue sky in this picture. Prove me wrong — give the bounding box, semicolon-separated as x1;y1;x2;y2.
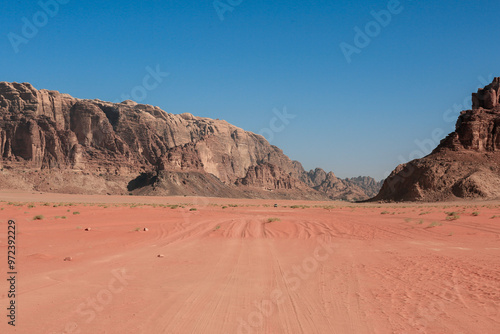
2;0;499;180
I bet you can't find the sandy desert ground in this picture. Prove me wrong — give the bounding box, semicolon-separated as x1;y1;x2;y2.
1;191;499;334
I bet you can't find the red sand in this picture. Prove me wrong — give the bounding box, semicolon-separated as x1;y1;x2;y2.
1;191;499;333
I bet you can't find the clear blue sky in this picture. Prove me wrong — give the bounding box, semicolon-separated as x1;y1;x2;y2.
2;0;499;180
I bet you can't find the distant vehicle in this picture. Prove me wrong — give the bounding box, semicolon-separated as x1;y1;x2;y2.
274;204;278;208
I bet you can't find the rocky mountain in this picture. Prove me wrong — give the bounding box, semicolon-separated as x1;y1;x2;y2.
0;81;379;200
344;176;384;198
291;163;382;201
373;77;500;202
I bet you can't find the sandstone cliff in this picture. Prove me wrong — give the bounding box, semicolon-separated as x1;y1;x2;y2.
373;77;500;202
1;81;377;200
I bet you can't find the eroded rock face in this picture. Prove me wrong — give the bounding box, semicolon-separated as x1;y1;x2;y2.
236;162;300;190
0;82;295;178
442;108;500;152
472;77;500;109
0;81;377;200
0;82;319;198
156;143;204;172
374;77;500;202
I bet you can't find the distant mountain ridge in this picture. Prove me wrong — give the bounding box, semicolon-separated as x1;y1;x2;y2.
0;81;380;200
291;164;383;201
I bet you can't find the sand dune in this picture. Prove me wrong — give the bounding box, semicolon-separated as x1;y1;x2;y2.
1;192;499;333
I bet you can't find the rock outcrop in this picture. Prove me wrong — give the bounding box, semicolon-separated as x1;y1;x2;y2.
373;77;500;202
472;77;500;109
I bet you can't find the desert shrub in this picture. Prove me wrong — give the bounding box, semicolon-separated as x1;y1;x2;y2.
426;221;442;228
290;205;310;209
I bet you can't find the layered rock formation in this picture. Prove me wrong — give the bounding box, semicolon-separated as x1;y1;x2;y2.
373;77;500;202
0;81;378;200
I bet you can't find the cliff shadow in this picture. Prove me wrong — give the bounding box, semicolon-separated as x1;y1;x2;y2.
127;172;157;192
